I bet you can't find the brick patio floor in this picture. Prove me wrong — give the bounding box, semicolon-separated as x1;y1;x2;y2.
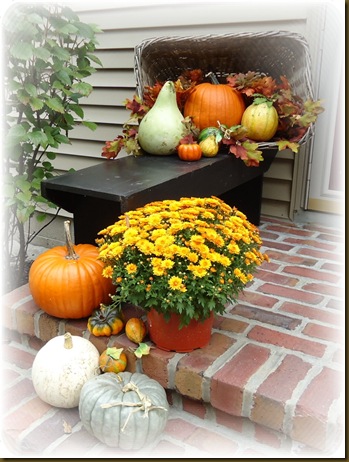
1;216;345;458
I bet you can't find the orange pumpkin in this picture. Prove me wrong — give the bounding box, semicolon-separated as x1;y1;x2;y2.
125;318;147;344
177;143;202;161
99;347;127;373
29;221;114;319
184;81;245;130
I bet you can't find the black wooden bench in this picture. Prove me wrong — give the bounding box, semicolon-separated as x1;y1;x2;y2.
41;150;277;245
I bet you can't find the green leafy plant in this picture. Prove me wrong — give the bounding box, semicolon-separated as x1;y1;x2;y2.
3;4;102;291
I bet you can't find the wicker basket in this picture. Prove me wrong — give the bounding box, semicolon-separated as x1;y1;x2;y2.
134;31;315;149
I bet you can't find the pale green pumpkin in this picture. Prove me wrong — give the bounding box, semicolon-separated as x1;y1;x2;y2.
138;81;185;155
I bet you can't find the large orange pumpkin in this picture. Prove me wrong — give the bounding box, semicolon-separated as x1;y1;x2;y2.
184;81;245;130
29;221;114;319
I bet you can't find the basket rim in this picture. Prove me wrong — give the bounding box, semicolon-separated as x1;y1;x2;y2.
134;30;315;149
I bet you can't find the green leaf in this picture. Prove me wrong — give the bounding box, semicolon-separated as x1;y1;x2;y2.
36;212;48;222
10;42;33;60
82;121;97;131
24;83;37;97
134;343;151;358
71;82;93;96
29;97;44;111
33;46;51;61
69;104;84;118
276;140;300;153
56;69;72;86
54;133;71;144
28;131;48;146
45;97;65;113
46;151;56;160
106;347;124;360
87;53;103;67
50;46;70;61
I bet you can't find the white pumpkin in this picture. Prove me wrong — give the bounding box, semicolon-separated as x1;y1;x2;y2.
31;333;100;408
79;372;169;450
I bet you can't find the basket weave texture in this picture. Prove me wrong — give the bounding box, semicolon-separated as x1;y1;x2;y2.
134;31;315;149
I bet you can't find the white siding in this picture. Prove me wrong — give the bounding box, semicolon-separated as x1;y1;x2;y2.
33;0;336;246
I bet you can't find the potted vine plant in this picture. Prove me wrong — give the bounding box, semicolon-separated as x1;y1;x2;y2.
3;4;102;292
96;196;269;352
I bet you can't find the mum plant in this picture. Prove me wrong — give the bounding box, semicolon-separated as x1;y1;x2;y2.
96;196;269;327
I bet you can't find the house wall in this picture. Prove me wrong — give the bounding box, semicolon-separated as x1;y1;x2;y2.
27;1;341;247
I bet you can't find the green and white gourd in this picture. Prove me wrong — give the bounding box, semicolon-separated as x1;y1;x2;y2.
138;81;185;155
79;372;169;450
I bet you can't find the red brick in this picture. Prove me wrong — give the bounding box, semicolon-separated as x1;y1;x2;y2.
3;344;36;370
280;301;342;326
215;409;244;432
175;332;236;400
4;378;36;409
19;407;80;453
215;315;249;333
321;262;344;274
37;312;61;342
64;318;89;338
291;367;344;450
263;249;317;266
2;284;31;307
211;344;270;416
258;239;293;252
254;422;282;448
3;396;52;438
303;224;343;237
152;440;186;456
326;298;344;310
284;237;337;251
265;225;313;237
259;230;279;240
3;368;20;383
49;427;100;457
237;290;278;309
164;418;197;440
258;283;324;305
182;397;207;419
247;325;326;357
185;427;239;455
302;282;343;298
231;305;301;330
283;265;339;283
254;268;299;286
15;299;40;336
251;355;312;431
141;345;177;388
332;348;345;365
296;247;342;262
302;323;344;343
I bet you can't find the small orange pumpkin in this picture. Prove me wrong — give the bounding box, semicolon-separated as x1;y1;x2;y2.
125;318;147;344
184;74;245;130
99;347;127;373
29;221;114;319
87;305;124;337
177;143;202;161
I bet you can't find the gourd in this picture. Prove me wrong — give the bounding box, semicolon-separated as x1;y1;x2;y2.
125;317;147;343
32;333;100;408
87;304;124;337
184;73;245;130
79;372;169;450
29;221;114;319
198;127;222;157
177;143;202;162
241;98;279;141
138;81;185;155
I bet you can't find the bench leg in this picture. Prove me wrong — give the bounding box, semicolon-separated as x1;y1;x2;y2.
219;175;264;226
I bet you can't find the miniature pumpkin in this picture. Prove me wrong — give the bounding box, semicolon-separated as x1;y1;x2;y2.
177;143;202;161
241;99;279;141
87;304;124;337
79;372;169;450
32;333;100;408
99;347;128;373
29;220;114;319
125;317;147;343
184;73;245;130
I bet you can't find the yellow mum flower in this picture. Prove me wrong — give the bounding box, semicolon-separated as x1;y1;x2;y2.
126;263;137;274
102;266;113;278
168;276;186;292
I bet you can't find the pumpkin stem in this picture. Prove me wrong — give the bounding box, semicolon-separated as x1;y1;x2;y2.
207;72;220;85
64;220;79;260
63;332;73;349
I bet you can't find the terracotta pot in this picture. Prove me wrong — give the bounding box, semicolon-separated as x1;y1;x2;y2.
147;308;214;353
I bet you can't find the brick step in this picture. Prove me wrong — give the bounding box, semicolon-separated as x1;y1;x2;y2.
2;217;345;455
3;285;344;454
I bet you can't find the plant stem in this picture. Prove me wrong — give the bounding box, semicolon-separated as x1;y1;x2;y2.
64;220;79;260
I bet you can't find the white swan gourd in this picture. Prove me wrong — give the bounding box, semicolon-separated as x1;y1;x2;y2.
138;81;185;155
